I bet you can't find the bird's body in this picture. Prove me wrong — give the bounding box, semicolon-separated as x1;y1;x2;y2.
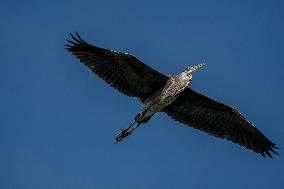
140;76;189;122
138;65;203;124
65;32;279;158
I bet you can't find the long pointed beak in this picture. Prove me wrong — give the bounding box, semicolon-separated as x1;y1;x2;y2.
190;63;206;74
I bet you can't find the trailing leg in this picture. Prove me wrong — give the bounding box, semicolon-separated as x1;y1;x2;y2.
114;112;147;143
114;120;137;143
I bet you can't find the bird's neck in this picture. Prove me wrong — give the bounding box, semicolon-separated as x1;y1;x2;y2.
177;73;192;87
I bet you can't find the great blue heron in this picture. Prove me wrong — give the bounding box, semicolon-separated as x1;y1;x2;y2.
65;32;278;158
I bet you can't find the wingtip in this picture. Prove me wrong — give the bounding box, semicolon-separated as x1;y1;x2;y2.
65;32;87;48
271;145;280;155
273;143;280;149
75;32;80;38
261;145;279;159
266;151;273;158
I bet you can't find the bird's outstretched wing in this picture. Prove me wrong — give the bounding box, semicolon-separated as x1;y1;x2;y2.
65;32;168;101
163;88;279;158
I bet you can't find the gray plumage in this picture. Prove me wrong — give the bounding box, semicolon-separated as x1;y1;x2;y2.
65;32;279;158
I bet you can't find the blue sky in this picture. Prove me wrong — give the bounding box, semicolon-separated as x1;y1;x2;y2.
1;0;284;188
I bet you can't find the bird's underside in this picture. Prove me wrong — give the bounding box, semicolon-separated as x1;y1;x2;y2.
65;32;279;158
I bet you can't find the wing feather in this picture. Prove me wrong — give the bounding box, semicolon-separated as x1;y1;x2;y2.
164;88;279;158
65;32;168;101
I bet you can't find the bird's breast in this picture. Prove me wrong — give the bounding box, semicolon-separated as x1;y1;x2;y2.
159;84;185;107
147;78;187;108
142;77;188;117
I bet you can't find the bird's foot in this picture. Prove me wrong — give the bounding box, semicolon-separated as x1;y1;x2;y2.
114;129;132;144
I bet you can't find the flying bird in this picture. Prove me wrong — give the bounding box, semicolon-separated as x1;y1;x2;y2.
65;32;278;158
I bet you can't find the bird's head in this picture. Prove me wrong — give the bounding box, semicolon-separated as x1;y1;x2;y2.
179;63;206;81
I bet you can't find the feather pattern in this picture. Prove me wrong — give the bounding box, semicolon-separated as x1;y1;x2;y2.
163;88;279;158
65;32;168;101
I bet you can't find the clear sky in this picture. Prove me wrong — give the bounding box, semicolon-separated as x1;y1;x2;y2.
1;0;284;188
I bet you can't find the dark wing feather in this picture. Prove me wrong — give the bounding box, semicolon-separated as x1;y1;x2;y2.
65;32;168;101
164;88;279;158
